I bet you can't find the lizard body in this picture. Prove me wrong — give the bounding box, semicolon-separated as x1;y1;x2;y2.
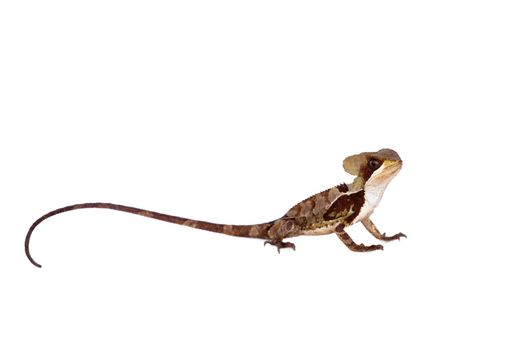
24;148;405;268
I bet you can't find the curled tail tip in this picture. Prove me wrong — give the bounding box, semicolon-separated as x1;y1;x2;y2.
25;225;42;268
30;260;42;268
25;243;42;268
25;244;42;268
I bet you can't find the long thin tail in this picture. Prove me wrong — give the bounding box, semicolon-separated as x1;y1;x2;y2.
25;202;273;268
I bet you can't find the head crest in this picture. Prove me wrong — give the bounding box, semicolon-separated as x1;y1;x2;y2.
343;153;367;176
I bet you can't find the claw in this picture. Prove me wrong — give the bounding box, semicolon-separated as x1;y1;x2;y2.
381;232;407;241
264;240;296;253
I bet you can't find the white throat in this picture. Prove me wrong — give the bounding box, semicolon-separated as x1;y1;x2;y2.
352;164;400;223
363;176;391;209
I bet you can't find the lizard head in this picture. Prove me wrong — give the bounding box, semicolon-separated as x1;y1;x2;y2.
343;148;403;182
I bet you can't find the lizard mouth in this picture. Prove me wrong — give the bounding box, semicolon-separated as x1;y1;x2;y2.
376;160;402;180
383;159;402;171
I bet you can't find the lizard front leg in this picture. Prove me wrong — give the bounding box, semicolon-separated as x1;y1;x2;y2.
361;217;406;242
335;224;383;252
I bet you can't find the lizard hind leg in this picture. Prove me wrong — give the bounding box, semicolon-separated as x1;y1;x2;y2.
264;218;297;253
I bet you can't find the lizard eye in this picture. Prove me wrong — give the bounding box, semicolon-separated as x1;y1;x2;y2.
368;159;381;170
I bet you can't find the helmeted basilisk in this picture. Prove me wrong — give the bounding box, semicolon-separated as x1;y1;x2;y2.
25;148;405;268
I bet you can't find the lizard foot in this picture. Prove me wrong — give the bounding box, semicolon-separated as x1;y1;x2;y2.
380;232;407;241
264;240;296;253
353;243;384;252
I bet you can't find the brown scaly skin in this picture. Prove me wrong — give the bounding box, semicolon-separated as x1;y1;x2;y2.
24;148;405;268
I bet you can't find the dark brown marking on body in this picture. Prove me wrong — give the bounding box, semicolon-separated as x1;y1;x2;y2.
343;191;366;224
323;196;351;220
336;183;349;193
323;190;365;222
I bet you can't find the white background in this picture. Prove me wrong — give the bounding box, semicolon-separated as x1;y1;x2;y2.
1;1;524;349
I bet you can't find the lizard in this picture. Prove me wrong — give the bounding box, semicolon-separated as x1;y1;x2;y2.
24;148;406;268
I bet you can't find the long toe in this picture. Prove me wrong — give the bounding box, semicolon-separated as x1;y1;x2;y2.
382;233;407;241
